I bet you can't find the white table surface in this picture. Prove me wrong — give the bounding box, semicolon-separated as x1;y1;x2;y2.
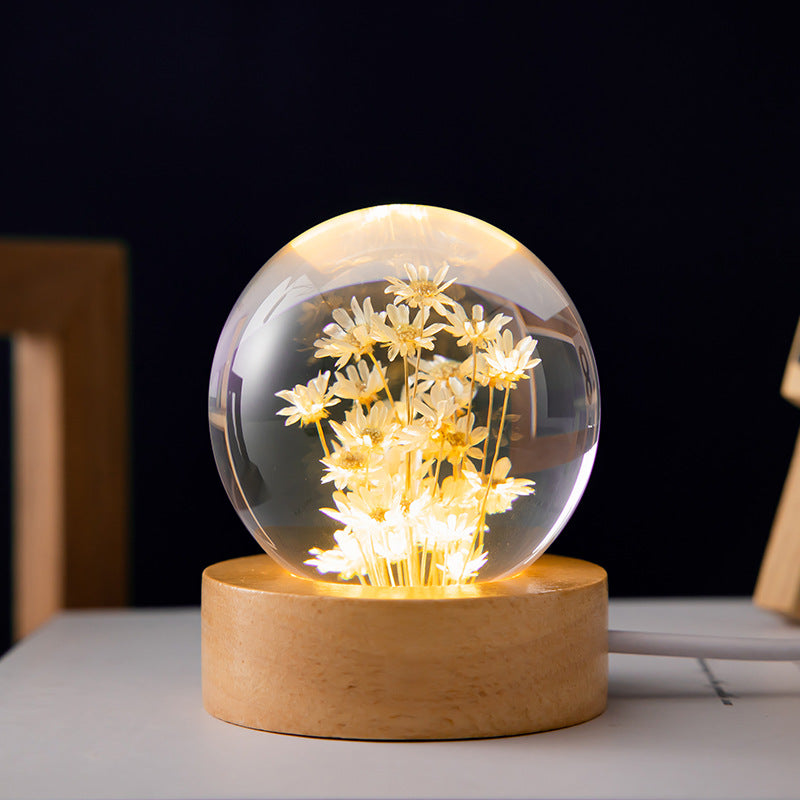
1;598;799;800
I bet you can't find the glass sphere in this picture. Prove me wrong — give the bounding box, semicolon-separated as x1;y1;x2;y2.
209;205;599;587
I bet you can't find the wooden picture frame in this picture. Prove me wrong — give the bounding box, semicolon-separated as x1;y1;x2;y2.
0;240;129;639
754;317;800;619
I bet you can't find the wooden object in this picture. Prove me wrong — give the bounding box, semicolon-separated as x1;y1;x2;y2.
754;317;800;619
0;240;129;639
202;554;608;740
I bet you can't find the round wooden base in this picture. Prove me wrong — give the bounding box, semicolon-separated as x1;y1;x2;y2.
201;554;608;740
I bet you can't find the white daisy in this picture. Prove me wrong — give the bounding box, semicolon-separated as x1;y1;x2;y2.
414;355;463;392
321;484;395;534
373;527;409;564
482;330;541;389
320;443;376;490
440;413;488;465
331;360;386;405
329;402;400;453
444;375;474;409
313;297;384;368
372;303;444;362
305;529;367;580
426;512;478;548
280;267;548;587
442;303;511;348
412;383;459;432
275;371;339;426
384;263;456;315
464;457;536;514
439;474;483;515
438;548;488;583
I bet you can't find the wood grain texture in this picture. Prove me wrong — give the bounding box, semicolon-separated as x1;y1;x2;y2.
754;428;800;619
754;318;800;620
1;240;129;638
202;554;608;740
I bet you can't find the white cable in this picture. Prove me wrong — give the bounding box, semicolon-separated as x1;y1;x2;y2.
608;630;800;661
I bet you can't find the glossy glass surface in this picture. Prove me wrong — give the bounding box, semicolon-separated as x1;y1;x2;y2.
209;205;599;585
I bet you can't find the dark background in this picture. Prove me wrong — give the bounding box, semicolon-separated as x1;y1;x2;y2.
2;3;799;653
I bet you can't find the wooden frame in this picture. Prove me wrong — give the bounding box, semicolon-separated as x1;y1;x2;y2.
0;240;129;639
754;317;800;619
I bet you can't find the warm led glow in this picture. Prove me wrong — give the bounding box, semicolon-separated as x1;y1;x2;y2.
274;266;539;586
209;204;599;585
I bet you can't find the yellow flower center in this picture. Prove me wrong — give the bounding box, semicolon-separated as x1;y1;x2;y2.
410;279;439;298
340;451;366;469
363;427;383;446
444;430;467;447
396;324;420;342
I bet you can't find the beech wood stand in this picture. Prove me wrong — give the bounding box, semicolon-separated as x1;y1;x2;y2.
202;554;607;740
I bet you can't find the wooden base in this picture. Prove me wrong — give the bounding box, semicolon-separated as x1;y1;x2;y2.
201;554;608;740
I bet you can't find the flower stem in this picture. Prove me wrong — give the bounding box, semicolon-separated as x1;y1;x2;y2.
381;555;393;587
369;352;395;406
403;355;412;495
315;419;330;457
458;342;478;476
406;522;416;586
481;385;495;475
403;354;411;421
466;342;477;422
489;388;511;484
477;387;511;551
355;537;378;587
411;345;422;405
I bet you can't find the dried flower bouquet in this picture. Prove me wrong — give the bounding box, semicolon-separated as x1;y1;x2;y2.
275;265;541;587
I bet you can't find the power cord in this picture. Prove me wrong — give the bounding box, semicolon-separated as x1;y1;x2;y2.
608;630;800;661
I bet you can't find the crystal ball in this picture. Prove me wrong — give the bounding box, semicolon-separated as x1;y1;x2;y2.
209;205;599;586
